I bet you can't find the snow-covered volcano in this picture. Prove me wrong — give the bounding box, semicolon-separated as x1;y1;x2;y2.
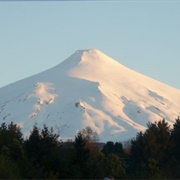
0;49;179;142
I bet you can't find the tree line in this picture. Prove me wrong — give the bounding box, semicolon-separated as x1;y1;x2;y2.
0;117;180;179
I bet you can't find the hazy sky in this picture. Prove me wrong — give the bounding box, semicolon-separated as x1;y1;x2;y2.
0;1;180;89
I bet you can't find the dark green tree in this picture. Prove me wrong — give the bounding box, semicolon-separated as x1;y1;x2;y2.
170;116;180;178
128;131;145;178
102;141;123;158
24;125;60;178
105;153;126;179
0;154;21;179
86;152;106;179
129;119;171;178
73;127;100;178
143;119;171;177
0;122;24;162
0;122;36;179
73;131;89;178
0;122;23;149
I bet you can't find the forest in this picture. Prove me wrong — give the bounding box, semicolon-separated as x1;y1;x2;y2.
0;117;180;179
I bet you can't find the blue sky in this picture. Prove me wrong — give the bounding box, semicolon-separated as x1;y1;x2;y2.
0;1;179;89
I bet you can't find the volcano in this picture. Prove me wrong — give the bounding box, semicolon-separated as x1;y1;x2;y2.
0;49;179;142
